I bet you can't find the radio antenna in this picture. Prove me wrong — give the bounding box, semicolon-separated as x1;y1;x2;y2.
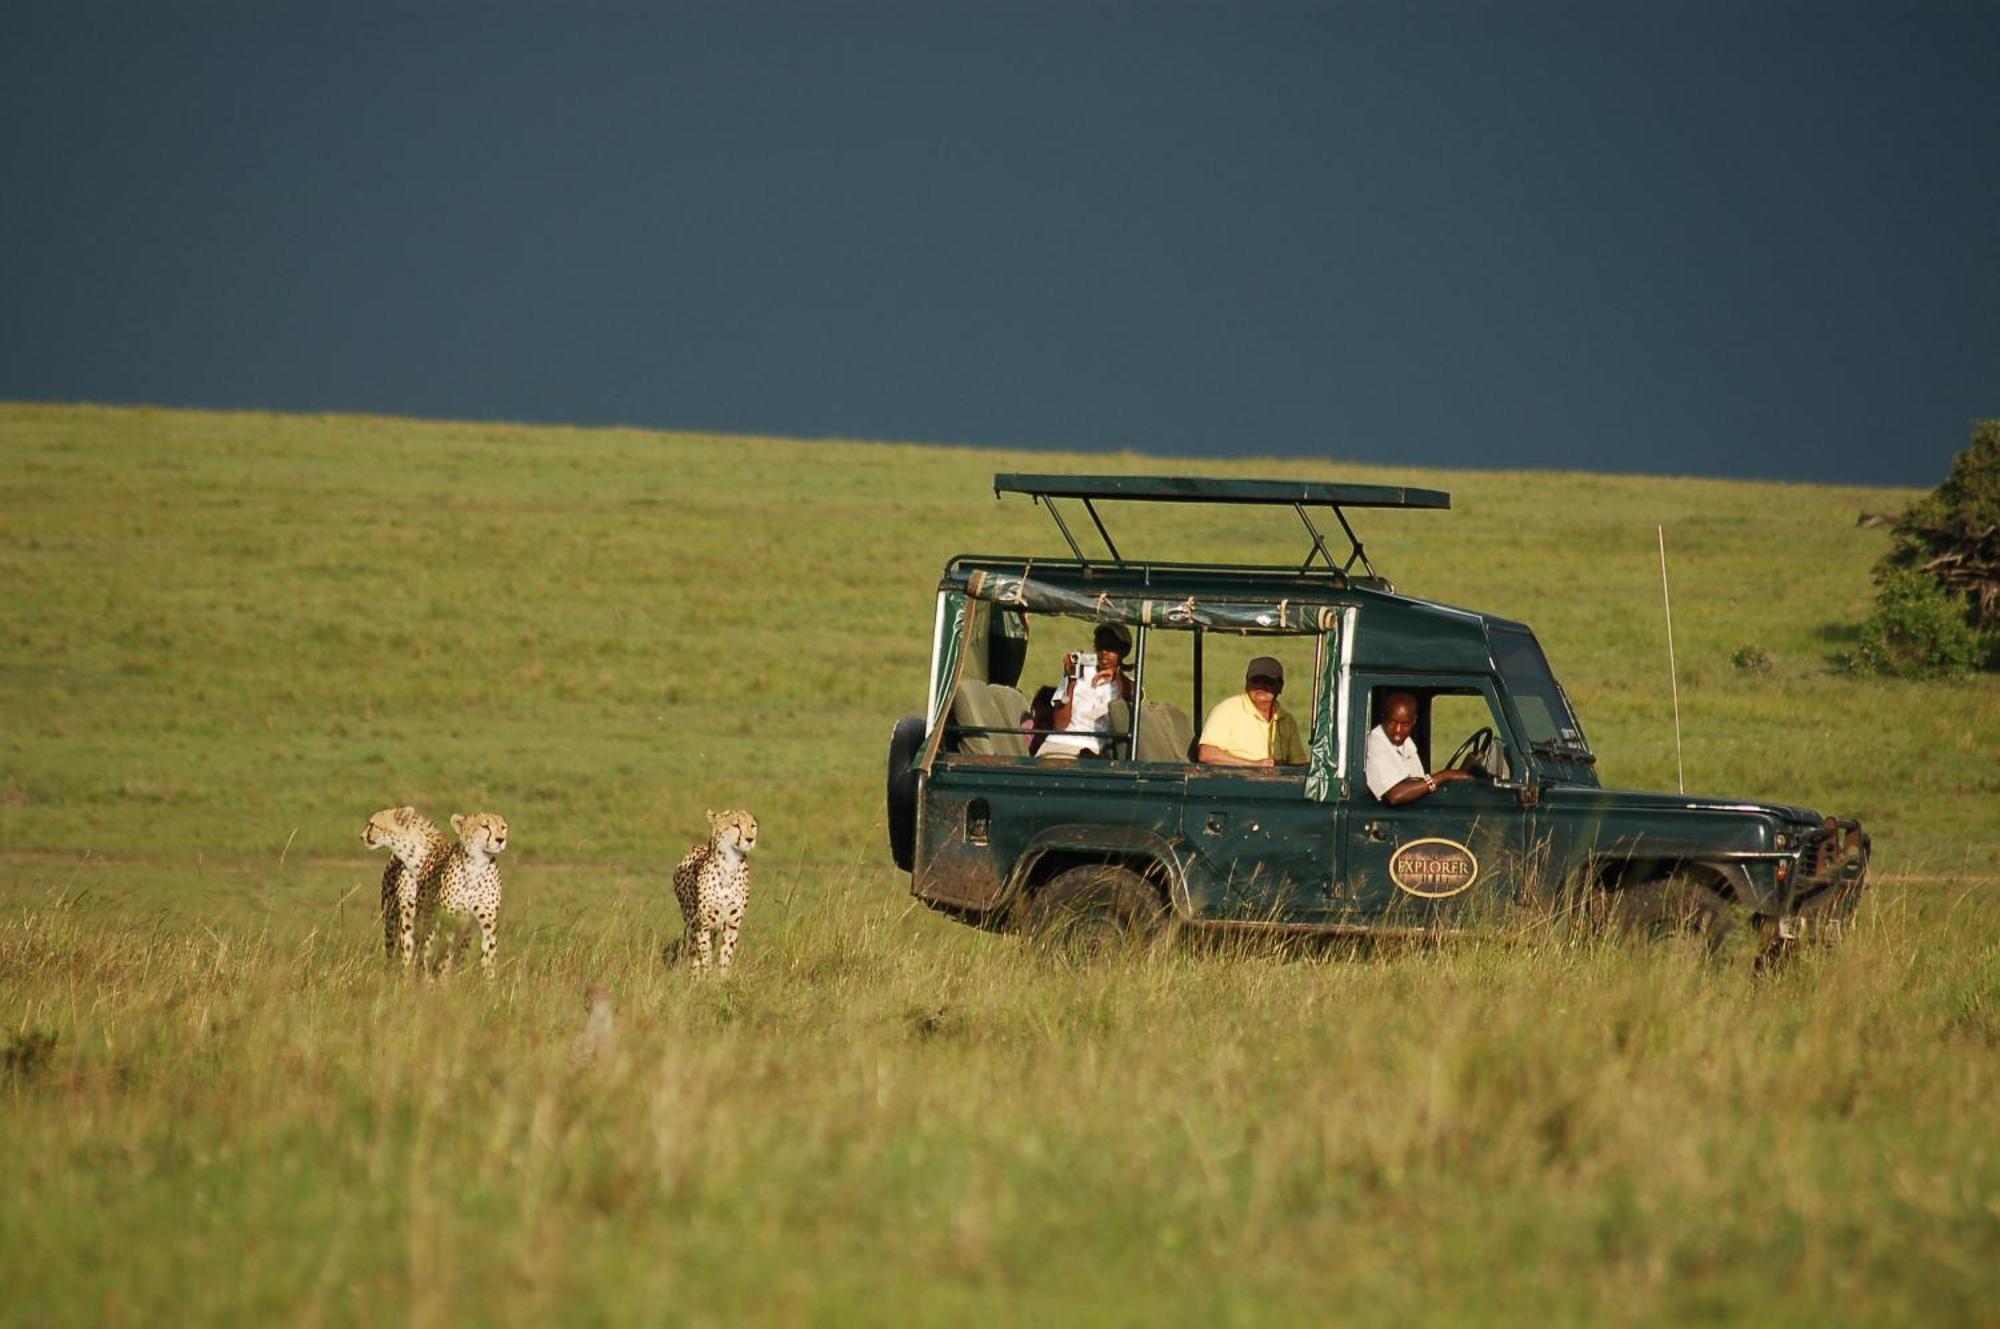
1657;525;1685;795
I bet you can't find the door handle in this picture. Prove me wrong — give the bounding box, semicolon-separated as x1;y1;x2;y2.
1363;820;1387;843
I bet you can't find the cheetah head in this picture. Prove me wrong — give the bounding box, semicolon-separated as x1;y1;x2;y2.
450;812;509;857
363;806;442;857
706;808;758;854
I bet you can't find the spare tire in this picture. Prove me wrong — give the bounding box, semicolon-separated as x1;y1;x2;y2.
886;714;926;871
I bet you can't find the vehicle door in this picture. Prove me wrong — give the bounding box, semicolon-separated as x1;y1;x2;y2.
1338;677;1528;926
1178;632;1344;924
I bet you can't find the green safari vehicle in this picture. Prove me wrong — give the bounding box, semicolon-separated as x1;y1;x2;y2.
885;475;1870;958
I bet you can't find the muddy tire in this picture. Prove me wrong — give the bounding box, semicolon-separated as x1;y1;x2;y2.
1606;875;1771;966
1016;865;1172;965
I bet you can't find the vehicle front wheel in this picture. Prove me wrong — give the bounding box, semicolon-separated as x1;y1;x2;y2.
1605;874;1773;967
1016;865;1173;965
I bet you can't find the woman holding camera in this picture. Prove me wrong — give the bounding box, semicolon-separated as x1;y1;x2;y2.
1037;623;1135;758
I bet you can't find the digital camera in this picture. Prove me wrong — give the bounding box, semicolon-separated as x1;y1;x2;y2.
1069;651;1098;683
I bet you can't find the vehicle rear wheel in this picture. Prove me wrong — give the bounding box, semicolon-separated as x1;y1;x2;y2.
1016;865;1172;965
1606;874;1769;966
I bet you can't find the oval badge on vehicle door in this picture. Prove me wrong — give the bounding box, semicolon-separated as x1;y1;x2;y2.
1389;837;1480;898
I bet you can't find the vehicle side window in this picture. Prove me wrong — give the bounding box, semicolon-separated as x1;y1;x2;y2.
1361;685;1512;784
944;609;1138;760
937;610;1326;769
1186;638;1320;771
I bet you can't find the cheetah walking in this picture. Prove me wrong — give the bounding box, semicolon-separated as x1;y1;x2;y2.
671;809;758;974
426;812;509;977
362;806;451;969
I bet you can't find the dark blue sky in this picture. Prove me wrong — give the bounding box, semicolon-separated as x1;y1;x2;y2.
4;1;1995;484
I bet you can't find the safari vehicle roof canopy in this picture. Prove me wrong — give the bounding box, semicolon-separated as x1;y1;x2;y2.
994;473;1451;580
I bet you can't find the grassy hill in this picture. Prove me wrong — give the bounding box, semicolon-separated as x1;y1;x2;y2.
2;403;1995;1325
4;402;1990;872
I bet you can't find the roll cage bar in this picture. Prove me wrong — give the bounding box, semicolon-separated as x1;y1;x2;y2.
993;473;1451;580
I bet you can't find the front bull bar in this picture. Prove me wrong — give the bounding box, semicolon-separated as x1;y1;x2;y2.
1778;817;1870;942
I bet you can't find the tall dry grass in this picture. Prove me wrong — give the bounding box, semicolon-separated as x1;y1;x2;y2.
3;862;1994;1326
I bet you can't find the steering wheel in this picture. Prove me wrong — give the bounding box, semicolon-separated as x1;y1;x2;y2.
1445;726;1498;779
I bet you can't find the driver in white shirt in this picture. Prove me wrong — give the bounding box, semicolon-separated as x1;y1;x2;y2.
1364;691;1474;804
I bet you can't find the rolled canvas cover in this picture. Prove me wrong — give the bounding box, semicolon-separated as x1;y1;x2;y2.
958;569;1341;634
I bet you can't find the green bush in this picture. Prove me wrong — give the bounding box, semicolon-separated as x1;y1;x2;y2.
1853;568;1985;678
1857;419;2000;675
1876;419;2000;636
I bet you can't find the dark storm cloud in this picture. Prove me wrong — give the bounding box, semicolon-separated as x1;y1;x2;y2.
3;0;1995;483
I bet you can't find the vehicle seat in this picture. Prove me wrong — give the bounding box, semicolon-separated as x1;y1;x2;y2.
1134;702;1193;763
985;684;1033;757
1101;697;1137;759
949;682;1004;755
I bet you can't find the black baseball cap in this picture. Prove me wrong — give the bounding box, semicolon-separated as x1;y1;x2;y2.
1246;655;1284;689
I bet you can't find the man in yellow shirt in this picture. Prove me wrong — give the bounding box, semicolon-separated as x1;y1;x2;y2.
1197;655;1308;768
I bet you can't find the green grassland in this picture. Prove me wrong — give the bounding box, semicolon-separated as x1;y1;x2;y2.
3;403;1997;1325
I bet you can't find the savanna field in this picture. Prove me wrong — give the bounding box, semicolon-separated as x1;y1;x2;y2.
2;403;1996;1326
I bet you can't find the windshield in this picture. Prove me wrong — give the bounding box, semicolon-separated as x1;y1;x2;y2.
1490;628;1589;753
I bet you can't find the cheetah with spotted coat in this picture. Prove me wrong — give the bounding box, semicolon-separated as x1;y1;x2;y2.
363;806;451;968
671;809;758;974
426;812;509;976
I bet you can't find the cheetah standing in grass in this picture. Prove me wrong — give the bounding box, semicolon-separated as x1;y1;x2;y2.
426;812;509;977
671;809;758;974
363;806;451;968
